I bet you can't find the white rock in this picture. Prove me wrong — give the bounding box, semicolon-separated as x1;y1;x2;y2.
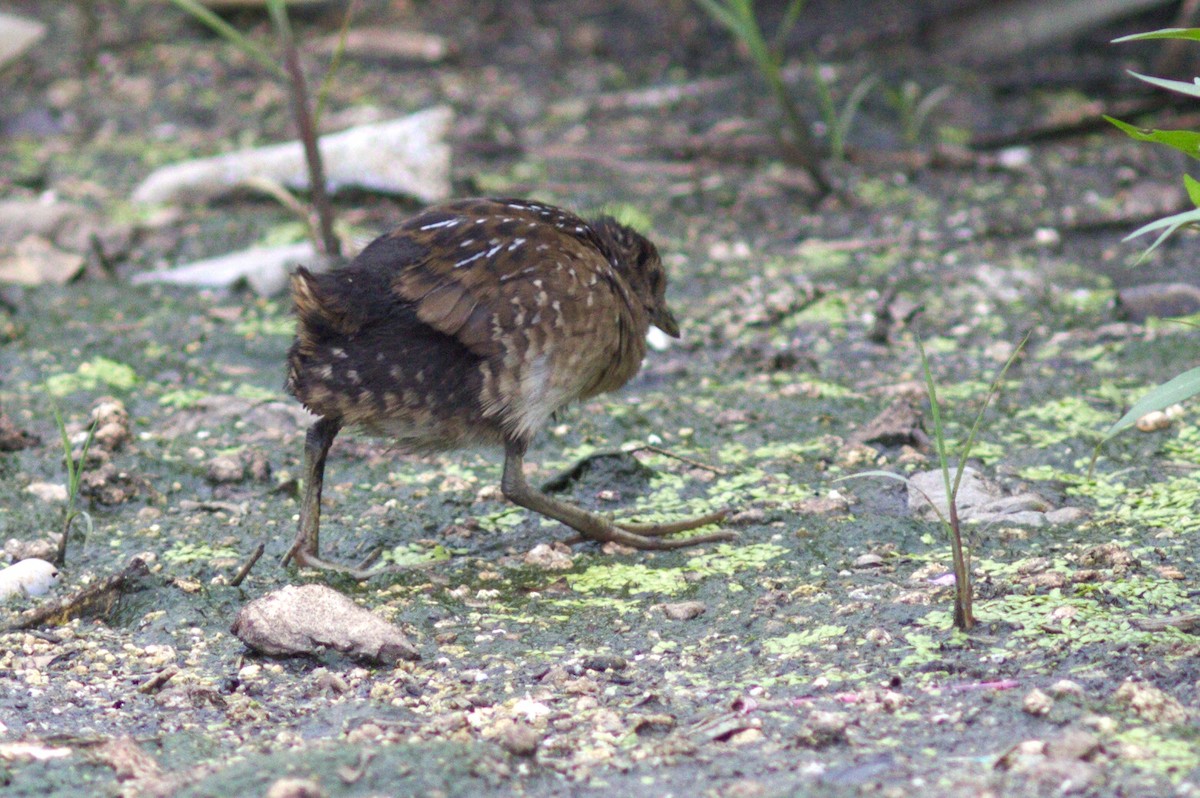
132;106;453;205
0;558;60;599
131;241;315;296
26;482;68;503
0;13;45;71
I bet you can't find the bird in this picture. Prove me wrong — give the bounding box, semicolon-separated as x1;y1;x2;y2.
284;197;732;577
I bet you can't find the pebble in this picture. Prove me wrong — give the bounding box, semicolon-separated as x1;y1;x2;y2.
25;482;67;503
207;455;245;484
659;600;707;620
1022;688;1053;716
1136;410;1171;432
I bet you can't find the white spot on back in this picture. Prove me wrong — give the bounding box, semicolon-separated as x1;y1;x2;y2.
456;251;487;268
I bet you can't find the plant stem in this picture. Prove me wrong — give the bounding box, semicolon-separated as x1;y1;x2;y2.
269;2;341;258
947;500;973;629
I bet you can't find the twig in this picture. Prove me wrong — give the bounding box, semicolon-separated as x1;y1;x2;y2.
270;3;340;258
634;444;730;475
230;541;265;587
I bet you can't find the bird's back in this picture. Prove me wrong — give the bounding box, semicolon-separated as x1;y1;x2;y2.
286;199;651;449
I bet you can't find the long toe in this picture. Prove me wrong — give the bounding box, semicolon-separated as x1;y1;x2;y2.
615;509;730;537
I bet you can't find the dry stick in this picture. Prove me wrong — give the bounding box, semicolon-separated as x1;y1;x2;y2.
230;541;266;587
636;444;729;476
275;9;341;259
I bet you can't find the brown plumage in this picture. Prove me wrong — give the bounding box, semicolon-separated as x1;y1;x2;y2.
285;198;731;576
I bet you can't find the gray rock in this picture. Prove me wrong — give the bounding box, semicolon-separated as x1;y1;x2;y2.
907;468;1077;528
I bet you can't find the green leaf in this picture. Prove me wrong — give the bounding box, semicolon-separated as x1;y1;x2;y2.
1127;70;1200;99
1113;28;1200;44
1123;206;1200;259
1104;115;1200;160
1186;174;1200;208
1100;367;1200;441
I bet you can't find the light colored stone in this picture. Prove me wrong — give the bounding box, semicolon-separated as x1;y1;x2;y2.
231;583;419;663
133;107;453;205
0;236;84;285
0;13;45;70
131;241;315;296
0;558;60;599
26;482;68;503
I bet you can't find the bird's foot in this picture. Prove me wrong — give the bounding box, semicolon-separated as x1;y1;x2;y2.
565;509;735;550
283;544;391;581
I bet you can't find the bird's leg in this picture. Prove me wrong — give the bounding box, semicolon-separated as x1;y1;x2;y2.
284;416;386;579
501;441;734;550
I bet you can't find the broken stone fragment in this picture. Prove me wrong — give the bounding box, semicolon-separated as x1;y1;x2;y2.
231;584;419;664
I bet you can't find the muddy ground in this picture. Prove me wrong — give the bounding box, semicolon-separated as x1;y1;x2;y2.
3;1;1200;796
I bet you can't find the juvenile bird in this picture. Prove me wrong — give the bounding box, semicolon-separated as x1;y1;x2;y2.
285;198;731;576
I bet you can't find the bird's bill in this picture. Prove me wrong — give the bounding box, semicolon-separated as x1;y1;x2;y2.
653;306;681;338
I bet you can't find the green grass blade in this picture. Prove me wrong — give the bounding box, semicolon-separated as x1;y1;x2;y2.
1127;70;1200;99
314;0;357;127
166;0;287;79
915;336;952;499
53;406;77;488
1113;28;1200;43
835;74;878;148
951;331;1029;497
1100;366;1200;441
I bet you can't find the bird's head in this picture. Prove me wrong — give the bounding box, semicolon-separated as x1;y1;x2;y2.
591;217;680;338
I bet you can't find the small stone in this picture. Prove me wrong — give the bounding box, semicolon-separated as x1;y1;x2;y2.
1033;227;1061;247
1045;507;1087;524
0;235;85;285
1046;729;1099;761
523;542;574;570
264;778;325;798
1111;681;1187;725
1050;680;1084;698
795;710;849;748
25;482;67;503
0;12;46;70
864;628;892;646
854;553;885;568
1023;688;1053;716
1136;410;1171;432
3;537;56;562
1079;543;1135;571
207;455;245;484
996;146;1032;169
495;719;541;757
659;600;706;620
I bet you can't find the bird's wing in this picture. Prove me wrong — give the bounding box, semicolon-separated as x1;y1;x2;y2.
389;199;626;359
